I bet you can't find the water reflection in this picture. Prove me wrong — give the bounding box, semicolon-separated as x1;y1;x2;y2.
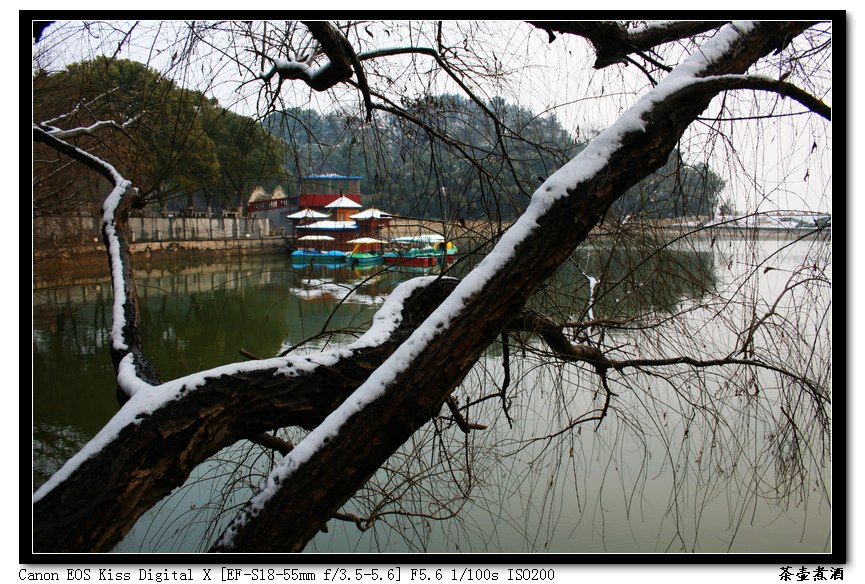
31;234;831;553
33;422;91;489
537;241;717;323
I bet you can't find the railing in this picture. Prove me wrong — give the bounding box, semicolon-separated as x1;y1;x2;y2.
34;215;277;245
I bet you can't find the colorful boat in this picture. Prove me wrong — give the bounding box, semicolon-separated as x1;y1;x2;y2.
291;248;349;264
383;235;457;267
383;246;438;268
345;237;386;267
291;235;348;264
345;252;383;267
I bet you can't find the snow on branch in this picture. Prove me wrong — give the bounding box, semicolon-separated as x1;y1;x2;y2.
36;113;141;140
33;274;461;552
528;20;728;68
33;125;158;393
39;87;120;127
33;125;124;185
255;21;372;118
257;55;316;84
34;274;451;502
213;21;818;553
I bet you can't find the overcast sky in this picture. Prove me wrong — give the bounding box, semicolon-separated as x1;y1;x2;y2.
31;19;833;216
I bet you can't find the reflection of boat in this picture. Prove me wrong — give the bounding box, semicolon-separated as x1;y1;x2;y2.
383;235;458;267
291;261;346;270
383;247;437;268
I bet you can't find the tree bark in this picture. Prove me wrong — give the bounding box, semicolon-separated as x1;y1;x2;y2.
527;21;728;68
33;277;458;552
33;21;818;555
213;21;813;553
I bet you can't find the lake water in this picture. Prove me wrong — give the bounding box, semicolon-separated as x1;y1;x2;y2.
31;231;833;554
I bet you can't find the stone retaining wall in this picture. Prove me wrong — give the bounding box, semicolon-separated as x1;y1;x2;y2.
34;235;287;261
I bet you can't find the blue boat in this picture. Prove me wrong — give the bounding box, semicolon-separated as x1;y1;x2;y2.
291;249;348;263
291;235;348;264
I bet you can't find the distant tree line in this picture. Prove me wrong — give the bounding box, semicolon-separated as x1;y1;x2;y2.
264;94;724;221
33;56;723;222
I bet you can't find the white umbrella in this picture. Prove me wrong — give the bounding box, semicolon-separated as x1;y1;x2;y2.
287;208;329;219
350;208;391;220
297;220;358;230
346;237;387;244
391;234;444;244
297;235;335;241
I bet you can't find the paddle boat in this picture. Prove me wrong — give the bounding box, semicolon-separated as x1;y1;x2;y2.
383;235;457;267
345;237;386;267
290;235;348;265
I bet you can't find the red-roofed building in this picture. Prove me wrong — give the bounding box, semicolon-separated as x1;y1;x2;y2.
248;175;393;251
247;175;364;233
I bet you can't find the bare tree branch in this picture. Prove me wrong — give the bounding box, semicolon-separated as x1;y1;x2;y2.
509;307;829;410
33;275;460;552
703;74;831;120
212;21;816;553
36;114;141;141
32;125;160;391
527;20;728;68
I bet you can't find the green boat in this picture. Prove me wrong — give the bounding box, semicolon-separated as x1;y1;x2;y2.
383;235;457;267
345;237;385;266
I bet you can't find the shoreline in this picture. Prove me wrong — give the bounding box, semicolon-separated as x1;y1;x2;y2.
32;223;829;289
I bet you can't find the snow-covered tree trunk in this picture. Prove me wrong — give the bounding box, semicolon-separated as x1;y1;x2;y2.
32;274;459;552
32;20;821;553
212;21;812;552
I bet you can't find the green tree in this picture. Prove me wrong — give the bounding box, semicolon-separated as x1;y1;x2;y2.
265;94;725;223
33;57;221;213
202;105;288;210
612;154;726;220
